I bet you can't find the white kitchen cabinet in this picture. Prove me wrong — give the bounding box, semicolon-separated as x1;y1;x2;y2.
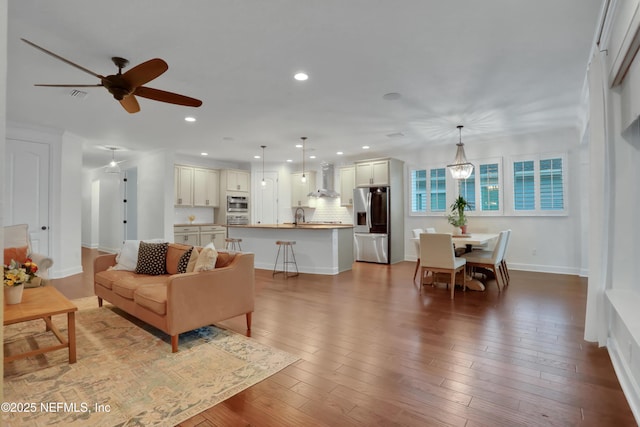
291;171;317;207
174;166;194;206
193;168;220;207
222;169;250;192
355;160;389;186
199;225;226;249
173;225;200;245
339;166;355;206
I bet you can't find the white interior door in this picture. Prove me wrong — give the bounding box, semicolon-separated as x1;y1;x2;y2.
4;139;50;255
254;172;278;224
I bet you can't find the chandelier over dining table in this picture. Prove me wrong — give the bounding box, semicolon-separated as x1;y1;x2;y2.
447;125;474;180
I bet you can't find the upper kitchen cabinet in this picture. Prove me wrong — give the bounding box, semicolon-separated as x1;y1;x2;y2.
291;171;317;207
193;168;220;207
174;165;194;206
221;169;250;192
355;159;390;186
339;166;355;206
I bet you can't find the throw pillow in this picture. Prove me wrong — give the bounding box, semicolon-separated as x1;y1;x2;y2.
4;246;29;266
186;247;199;273
135;242;169;275
166;243;192;275
177;247;193;274
112;239;167;271
215;251;236;268
194;246;218;272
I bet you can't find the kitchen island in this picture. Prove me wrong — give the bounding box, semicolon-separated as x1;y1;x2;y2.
227;223;354;275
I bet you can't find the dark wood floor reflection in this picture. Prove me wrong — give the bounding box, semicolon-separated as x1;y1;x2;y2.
54;248;635;426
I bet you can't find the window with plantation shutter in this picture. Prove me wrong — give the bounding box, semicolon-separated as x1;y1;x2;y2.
430;168;446;212
511;154;566;215
409;166;446;215
459;171;476;211
480;163;500;211
410;169;427;213
540;158;564;210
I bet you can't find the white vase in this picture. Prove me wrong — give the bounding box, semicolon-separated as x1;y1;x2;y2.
5;283;24;304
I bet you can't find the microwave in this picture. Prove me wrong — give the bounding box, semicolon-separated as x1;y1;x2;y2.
227;195;248;212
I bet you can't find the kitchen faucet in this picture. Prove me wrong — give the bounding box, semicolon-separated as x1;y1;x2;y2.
294;207;305;225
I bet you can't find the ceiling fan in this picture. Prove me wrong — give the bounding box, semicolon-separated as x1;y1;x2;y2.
21;38;203;114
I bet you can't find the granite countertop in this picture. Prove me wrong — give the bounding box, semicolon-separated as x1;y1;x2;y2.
227;223;354;230
174;223;226;227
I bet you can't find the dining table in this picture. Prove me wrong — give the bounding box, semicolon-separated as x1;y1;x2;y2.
412;232;500;291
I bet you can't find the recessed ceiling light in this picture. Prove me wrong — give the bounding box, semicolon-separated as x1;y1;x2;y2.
286;159;293;162
336;151;343;155
201;152;208;156
254;155;260;159
185;116;196;122
295;144;303;148
309;155;316;159
294;72;309;81
362;145;370;150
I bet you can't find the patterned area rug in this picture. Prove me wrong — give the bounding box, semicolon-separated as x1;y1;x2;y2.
3;297;298;426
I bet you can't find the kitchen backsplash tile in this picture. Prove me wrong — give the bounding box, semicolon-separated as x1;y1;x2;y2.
174;206;215;224
305;198;353;224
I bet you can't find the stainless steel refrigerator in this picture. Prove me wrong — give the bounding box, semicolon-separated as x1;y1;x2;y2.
353;186;390;263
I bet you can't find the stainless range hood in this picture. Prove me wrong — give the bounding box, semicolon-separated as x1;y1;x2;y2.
308;163;340;198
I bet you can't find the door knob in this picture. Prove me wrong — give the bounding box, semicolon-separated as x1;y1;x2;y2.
41;226;48;230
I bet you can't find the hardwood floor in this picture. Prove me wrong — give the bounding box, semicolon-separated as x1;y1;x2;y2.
52;248;635;426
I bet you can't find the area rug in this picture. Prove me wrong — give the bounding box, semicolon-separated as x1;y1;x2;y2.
3;297;299;426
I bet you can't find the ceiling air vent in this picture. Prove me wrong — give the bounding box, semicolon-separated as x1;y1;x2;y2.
68;89;88;99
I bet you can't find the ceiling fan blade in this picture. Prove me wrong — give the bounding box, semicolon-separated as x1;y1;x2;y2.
134;86;202;107
120;95;140;114
34;84;103;87
122;58;168;88
21;38;103;79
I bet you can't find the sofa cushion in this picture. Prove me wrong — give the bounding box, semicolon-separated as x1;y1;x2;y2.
166;243;192;275
4;246;29;265
112;275;170;300
95;270;139;290
134;284;167;316
135;242;169;275
215;251;237;268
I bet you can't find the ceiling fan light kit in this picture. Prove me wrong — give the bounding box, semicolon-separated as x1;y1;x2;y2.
22;38;203;114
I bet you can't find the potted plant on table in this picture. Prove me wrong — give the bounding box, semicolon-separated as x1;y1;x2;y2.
447;195;469;235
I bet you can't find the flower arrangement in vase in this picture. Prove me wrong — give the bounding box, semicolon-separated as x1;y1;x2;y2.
188;215;196;224
4;258;39;304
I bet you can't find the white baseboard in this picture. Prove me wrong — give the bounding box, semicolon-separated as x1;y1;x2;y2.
507;262;580;276
608;336;640;425
82;242;99;249
49;265;83;279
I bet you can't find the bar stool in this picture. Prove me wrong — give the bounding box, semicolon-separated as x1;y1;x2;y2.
273;241;299;278
225;238;242;251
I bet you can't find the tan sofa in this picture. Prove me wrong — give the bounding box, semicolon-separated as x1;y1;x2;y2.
94;250;254;352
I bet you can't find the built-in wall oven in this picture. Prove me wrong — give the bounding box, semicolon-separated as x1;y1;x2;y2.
227;195;248;212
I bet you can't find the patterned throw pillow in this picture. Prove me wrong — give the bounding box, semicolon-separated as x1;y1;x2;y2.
135;242;169;275
177;248;193;274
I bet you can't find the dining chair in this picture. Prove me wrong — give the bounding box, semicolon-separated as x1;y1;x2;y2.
500;229;511;286
462;230;508;292
419;233;466;299
412;228;437;282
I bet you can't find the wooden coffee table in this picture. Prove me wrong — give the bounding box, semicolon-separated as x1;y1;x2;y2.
4;286;78;364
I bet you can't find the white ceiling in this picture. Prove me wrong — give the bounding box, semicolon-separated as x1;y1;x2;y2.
7;1;603;170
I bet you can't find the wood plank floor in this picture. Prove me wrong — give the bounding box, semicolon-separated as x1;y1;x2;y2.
52;249;636;426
